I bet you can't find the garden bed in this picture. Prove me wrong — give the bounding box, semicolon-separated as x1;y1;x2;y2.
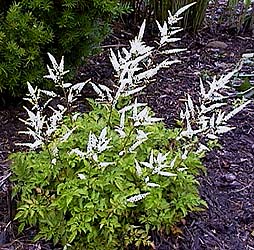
0;24;254;250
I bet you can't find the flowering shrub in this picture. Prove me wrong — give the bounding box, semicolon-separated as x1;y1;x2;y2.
10;3;251;249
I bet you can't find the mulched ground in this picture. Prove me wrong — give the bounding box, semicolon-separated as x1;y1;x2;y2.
1;17;254;250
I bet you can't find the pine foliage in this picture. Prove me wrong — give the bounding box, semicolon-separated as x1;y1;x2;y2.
0;0;127;97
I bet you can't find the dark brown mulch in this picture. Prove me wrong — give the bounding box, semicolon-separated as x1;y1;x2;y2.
151;107;254;250
138;31;254;250
1;25;254;250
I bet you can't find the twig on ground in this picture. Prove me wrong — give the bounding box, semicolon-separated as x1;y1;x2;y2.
0;172;11;188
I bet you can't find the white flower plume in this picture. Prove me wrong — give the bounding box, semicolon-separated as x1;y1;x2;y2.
108;15;187;108
44;53;70;84
156;2;196;46
129;99;163;127
145;176;160;187
129;130;151;152
141;150;177;177
127;192;150;203
86;127;112;161
90;82;113;103
180;64;252;141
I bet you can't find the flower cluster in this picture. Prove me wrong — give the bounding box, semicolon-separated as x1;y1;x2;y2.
180;68;251;141
18;2;252;205
91;4;193;107
18;53;88;149
17;0;252;207
70;127;114;168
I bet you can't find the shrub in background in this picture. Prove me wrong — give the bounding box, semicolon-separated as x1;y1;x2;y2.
0;3;53;96
0;0;128;97
10;4;251;250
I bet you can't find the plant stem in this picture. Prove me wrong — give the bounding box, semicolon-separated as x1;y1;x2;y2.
107;104;114;127
121;127;135;153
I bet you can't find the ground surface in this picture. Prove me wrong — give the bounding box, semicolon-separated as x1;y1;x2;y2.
1;16;254;250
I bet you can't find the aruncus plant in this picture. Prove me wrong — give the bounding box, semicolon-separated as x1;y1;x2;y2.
11;3;251;250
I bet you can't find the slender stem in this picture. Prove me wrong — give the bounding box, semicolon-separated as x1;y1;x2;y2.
107;104;114;127
45;144;53;165
120;127;135;153
61;83;71;113
59;80;74;125
107;89;118;127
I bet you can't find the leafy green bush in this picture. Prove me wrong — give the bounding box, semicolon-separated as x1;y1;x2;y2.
10;4;251;250
0;0;128;97
11;101;205;249
0;3;53;95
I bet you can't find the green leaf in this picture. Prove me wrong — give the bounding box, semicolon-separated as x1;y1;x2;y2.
114;179;124;191
236;78;252;91
69;230;77;243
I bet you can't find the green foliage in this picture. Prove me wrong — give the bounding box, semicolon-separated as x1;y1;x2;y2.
11;100;205;249
0;3;53;95
0;0;128;97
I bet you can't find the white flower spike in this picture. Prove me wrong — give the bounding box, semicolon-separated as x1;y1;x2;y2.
127;192;150;203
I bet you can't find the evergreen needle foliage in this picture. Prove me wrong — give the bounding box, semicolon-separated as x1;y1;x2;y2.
10;4;251;250
0;0;128;97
